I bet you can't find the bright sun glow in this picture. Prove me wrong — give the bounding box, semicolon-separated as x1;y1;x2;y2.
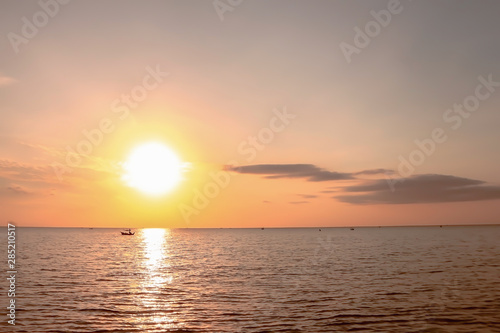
122;142;183;196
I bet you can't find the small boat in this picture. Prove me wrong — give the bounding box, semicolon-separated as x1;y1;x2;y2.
121;229;135;235
350;228;354;230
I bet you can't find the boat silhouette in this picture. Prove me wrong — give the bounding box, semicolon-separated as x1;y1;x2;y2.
121;229;135;235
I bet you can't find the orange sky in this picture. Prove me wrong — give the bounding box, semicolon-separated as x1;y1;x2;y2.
1;1;500;228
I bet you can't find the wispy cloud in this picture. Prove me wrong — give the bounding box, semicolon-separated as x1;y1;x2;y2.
19;142;117;174
0;74;16;86
289;201;309;205
18;142;66;159
337;174;500;204
7;184;33;195
0;158;116;187
0;159;52;183
298;194;318;199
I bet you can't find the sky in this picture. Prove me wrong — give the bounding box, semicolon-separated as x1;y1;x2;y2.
1;0;499;228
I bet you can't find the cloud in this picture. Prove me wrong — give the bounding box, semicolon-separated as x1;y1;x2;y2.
226;163;500;205
298;194;318;199
7;184;32;195
337;174;500;204
226;164;394;182
353;168;394;176
227;164;353;181
0;159;51;182
18;142;65;159
0;158;115;188
289;201;309;205
0;75;16;86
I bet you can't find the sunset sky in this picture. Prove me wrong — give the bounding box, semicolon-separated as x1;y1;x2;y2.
1;0;499;228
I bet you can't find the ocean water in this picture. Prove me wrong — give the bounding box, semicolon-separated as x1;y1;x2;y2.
1;226;499;332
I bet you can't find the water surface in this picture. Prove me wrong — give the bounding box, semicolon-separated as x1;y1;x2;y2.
1;226;499;332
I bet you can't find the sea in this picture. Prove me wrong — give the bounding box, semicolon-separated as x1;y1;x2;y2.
0;226;499;333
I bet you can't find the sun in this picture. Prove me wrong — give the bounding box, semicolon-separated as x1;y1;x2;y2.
122;142;183;196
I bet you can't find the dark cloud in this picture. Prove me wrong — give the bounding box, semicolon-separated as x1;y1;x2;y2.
226;164;500;205
337;174;500;204
227;164;353;182
227;164;394;182
354;168;394;176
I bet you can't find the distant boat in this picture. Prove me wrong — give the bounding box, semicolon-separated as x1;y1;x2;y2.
121;229;135;235
350;228;354;230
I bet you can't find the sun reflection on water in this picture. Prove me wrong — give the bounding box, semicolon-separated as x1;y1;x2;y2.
143;228;167;270
137;228;180;330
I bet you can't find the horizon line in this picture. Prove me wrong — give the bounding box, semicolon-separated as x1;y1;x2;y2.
2;223;500;229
